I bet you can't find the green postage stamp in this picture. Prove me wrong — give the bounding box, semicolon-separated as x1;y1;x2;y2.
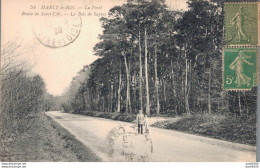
223;47;258;90
224;3;258;46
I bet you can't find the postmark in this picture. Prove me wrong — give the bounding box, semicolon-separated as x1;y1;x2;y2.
224;3;258;46
33;16;82;48
223;47;258;90
105;124;153;162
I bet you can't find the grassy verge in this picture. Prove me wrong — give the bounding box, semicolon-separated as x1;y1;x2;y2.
151;114;256;145
0;112;101;162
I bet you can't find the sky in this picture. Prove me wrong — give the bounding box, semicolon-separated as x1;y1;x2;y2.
2;0;188;96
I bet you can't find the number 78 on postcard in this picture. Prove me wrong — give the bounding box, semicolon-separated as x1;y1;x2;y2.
223;48;258;90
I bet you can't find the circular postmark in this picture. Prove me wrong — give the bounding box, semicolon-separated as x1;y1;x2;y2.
105;124;153;162
33;16;82;48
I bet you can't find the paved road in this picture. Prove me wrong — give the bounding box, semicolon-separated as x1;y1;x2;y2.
46;111;256;162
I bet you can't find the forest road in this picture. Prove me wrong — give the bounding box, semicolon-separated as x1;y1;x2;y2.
46;111;256;162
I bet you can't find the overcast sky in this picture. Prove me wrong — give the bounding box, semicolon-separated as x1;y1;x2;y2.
2;0;188;96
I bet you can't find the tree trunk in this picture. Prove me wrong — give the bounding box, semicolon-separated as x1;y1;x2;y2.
238;92;242;116
110;82;113;112
208;65;211;114
123;53;131;114
184;47;190;115
144;27;150;115
243;92;249;118
154;44;160;115
163;80;166;113
128;50;132;113
138;28;143;111
117;62;122;113
102;97;105;112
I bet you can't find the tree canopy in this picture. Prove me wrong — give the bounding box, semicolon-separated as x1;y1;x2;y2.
62;0;256;118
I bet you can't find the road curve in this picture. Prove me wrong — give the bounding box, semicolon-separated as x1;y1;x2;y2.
46;111;256;162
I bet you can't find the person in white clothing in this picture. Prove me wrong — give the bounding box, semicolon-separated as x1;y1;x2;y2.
136;110;144;134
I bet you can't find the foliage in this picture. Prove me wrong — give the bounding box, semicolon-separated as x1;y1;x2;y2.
0;40;46;137
0;69;46;136
64;0;256;120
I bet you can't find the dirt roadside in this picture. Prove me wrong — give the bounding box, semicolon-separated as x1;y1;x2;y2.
0;112;101;162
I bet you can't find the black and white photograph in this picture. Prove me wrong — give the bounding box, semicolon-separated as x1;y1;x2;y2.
0;0;258;164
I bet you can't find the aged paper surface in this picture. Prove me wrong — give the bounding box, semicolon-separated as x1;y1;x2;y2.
0;0;257;162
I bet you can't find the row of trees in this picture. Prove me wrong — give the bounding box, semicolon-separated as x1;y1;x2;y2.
63;0;256;117
42;65;91;113
0;40;46;137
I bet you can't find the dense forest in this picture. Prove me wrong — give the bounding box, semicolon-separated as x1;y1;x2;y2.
0;40;47;137
57;0;257;118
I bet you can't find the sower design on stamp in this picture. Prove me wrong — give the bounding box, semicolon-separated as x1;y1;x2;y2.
223;47;258;90
224;3;258;46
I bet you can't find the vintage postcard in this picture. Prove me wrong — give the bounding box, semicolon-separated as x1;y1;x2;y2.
0;0;258;163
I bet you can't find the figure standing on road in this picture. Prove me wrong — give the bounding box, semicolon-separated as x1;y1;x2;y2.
136;110;144;134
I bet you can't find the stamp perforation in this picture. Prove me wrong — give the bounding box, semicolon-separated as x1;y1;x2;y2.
224;45;258;48
224;2;258;5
